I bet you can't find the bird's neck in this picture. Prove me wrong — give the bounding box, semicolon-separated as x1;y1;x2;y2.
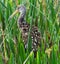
20;13;25;21
20;12;26;18
19;12;26;22
18;15;24;22
17;15;24;28
18;12;26;28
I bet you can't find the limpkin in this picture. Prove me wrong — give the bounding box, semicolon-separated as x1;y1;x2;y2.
9;5;41;56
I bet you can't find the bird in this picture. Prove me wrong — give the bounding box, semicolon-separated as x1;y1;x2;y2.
9;5;41;56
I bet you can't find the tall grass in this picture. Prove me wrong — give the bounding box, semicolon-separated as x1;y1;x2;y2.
0;0;60;64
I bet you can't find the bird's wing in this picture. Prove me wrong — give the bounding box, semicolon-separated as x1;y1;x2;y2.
31;26;41;51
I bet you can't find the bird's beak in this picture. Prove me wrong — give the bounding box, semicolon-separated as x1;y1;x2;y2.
8;9;19;20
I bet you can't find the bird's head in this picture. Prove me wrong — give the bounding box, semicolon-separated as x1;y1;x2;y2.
17;5;26;14
9;5;26;20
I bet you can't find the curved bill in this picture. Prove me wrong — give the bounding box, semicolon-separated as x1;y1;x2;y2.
8;9;19;20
